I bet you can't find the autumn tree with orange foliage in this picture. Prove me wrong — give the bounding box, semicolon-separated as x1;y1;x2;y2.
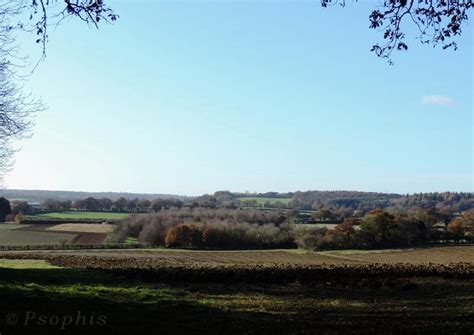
165;224;203;248
447;218;466;243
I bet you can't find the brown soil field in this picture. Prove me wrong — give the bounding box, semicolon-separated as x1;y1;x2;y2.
0;246;472;285
324;246;474;264
11;223;110;245
70;232;109;244
2;245;471;265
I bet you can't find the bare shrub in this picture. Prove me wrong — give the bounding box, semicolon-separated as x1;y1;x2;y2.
295;226;328;250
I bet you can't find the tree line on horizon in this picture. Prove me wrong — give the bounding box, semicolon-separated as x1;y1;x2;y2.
1;190;472;223
211;191;473;215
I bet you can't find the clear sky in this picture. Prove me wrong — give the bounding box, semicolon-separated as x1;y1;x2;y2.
4;0;473;196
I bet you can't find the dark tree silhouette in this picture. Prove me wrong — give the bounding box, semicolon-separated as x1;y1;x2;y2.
0;197;11;222
321;0;473;64
27;0;117;56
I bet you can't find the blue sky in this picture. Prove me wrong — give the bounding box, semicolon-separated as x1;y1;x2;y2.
4;0;473;195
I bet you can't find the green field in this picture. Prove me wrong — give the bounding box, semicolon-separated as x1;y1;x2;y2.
238;197;292;205
30;211;130;220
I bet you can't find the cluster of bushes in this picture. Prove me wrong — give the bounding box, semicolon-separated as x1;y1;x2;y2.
111;208;474;251
111;208;293;249
164;222;294;249
296;209;474;250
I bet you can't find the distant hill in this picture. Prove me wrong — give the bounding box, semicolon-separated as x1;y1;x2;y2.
0;189;185;203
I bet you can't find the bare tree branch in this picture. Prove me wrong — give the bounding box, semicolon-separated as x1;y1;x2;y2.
30;0;118;57
322;0;473;64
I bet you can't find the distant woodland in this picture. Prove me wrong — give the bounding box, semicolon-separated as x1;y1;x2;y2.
1;189;472;219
